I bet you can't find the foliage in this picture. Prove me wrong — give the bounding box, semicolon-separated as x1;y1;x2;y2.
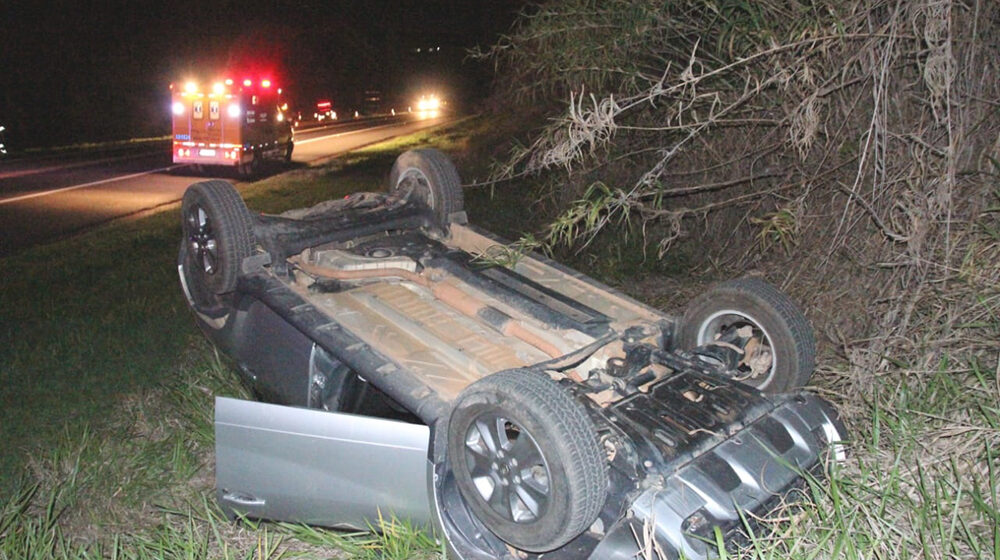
483;0;1000;558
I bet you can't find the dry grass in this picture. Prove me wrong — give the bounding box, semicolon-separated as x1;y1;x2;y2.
481;0;1000;557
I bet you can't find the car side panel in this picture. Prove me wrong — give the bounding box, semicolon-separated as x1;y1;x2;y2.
231;299;312;405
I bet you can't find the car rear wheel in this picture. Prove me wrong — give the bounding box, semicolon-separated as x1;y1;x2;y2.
178;180;255;322
677;277;815;392
447;369;607;552
388;149;464;226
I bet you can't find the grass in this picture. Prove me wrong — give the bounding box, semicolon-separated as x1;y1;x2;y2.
1;115;998;559
0;120;476;559
735;364;1000;560
12;136;172;161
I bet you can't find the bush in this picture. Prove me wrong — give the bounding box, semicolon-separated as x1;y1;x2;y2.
481;1;1000;557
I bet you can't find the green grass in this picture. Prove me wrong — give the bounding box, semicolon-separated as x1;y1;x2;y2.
0;120;478;559
19;136;171;156
1;115;998;559
0;212;194;495
732;364;1000;560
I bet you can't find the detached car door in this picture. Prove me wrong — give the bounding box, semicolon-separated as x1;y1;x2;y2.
215;396;432;529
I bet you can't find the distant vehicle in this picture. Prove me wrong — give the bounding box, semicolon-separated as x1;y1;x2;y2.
313;100;337;121
416;94;441;112
0;125;8;157
361;89;382;115
414;94;442;118
171;77;293;177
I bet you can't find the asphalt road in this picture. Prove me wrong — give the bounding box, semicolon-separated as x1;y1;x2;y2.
0;114;452;257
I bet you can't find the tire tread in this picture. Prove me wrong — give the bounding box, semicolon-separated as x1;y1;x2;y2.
181;180;254;294
389;149;464;224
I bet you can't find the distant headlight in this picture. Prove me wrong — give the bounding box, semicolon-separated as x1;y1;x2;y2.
417;96;441;111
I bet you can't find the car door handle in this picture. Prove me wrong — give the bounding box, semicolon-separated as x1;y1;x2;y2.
221;490;266;507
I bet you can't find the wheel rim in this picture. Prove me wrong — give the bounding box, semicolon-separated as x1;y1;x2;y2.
396;168;436;210
695;309;777;389
462;413;551;524
186;205;218;276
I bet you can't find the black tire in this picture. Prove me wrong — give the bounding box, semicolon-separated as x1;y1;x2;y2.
238;151;262;180
178;180;255;318
388;148;464;226
676;277;815;393
447;369;607;552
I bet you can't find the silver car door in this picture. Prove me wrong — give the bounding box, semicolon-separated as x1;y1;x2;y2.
215;396;432;529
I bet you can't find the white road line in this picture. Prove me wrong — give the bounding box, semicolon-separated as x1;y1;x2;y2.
294;121;404;145
0;164;183;205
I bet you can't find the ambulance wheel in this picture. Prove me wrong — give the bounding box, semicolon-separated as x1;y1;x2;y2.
239;152;262;179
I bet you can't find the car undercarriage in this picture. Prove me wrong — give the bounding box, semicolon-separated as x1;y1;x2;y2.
178;149;846;559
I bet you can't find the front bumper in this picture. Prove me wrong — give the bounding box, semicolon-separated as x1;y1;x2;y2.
429;375;846;560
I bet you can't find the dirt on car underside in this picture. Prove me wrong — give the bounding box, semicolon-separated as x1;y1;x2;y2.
284;225;668;402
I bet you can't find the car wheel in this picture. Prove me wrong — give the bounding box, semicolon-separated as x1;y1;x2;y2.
178;180;255;322
388;148;464;226
676;277;816;392
447;369;607;552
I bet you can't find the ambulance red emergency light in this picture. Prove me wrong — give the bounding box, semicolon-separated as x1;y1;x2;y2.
171;76;293;177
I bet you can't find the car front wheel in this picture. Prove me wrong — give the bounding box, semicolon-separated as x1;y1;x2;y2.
447;369;607;552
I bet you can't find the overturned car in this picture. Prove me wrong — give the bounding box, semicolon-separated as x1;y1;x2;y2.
178;149;846;559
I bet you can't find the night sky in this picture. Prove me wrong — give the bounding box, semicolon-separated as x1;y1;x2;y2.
0;0;524;148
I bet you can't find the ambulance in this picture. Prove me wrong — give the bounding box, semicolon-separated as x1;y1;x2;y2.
171;77;293;177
